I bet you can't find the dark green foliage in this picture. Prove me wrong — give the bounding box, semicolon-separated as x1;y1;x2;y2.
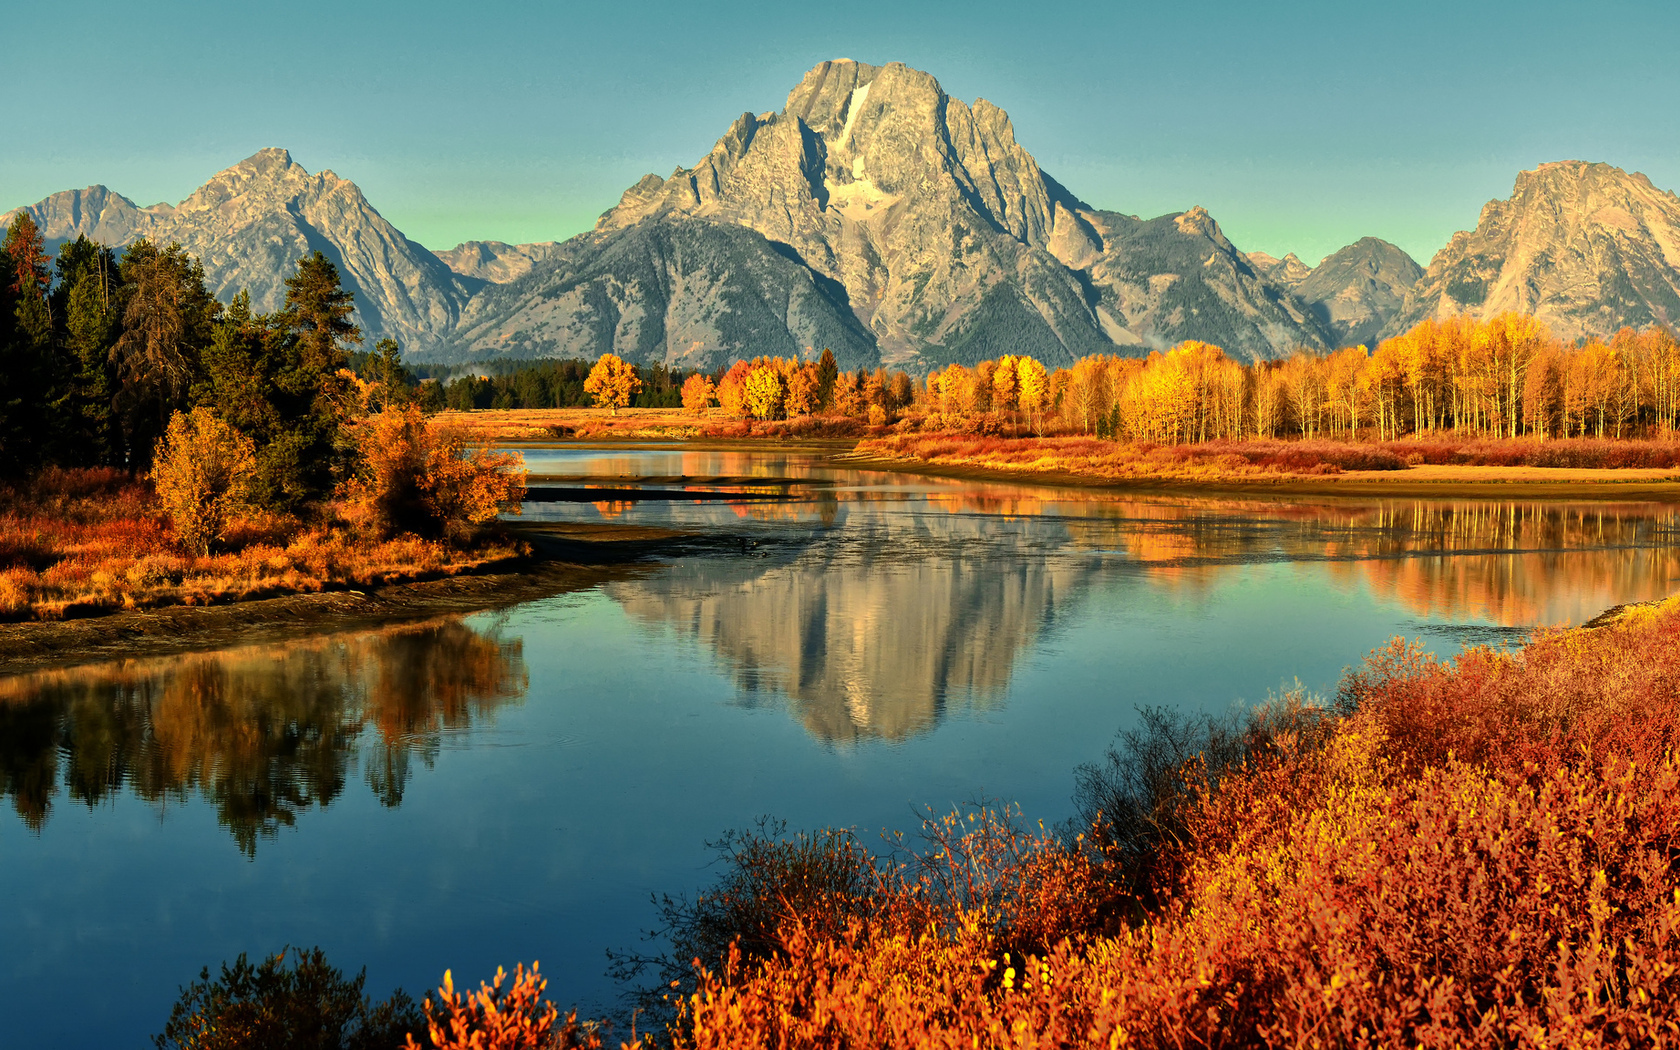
0;214;60;473
54;237;123;465
425;358;695;410
112;240;222;469
284;251;362;370
153;946;424;1050
816;347;838;409
192;273;361;511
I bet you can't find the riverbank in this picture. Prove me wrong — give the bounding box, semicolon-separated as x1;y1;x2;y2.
0;522;702;674
842;435;1680;501
847;450;1680;500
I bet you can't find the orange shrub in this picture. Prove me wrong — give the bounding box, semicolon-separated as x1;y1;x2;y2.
340;404;527;540
150;408;258;555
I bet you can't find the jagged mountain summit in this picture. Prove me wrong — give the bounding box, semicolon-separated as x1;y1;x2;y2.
448;59;1334;367
1248;251;1312;288
3;149;473;353
1386;161;1680;340
433;240;562;284
1246;241;1422;347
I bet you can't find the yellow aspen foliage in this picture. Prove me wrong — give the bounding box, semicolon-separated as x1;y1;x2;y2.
744;364;788;420
583;353;642;415
150;407;257;556
1017;357;1050;413
786;362;822;416
992;354;1021;411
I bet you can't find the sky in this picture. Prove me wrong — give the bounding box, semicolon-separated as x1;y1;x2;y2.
4;0;1678;267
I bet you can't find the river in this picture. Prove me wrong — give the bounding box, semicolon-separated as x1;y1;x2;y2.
4;447;1678;1045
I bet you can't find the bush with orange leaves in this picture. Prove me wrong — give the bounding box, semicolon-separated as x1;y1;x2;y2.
406;963;604;1050
340;404;526;540
372;601;1680;1047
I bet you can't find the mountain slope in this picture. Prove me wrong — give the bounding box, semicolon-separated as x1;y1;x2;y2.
563;58;1330;366
1386;161;1680;340
1293;237;1422;346
448;218;879;370
3;149;471;353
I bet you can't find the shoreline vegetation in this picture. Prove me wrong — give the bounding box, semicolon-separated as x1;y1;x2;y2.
151;594;1680;1048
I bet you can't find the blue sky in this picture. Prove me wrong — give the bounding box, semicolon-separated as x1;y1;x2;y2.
4;0;1677;266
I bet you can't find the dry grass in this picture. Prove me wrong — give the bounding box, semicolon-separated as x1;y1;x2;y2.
855;433;1409;479
434;408;883;443
0;468;524;622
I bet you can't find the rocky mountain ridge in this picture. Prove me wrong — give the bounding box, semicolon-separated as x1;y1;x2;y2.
3;149;474;353
10;65;1680;368
1386;161;1680;341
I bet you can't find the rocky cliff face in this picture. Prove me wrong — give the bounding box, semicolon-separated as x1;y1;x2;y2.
561;59;1331;365
3;149;472;353
1386;161;1680;340
1247;251;1311;288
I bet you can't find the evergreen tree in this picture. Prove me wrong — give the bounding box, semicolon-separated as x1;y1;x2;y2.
0;215;57;472
112;240;221;468
55;236;122;465
283;250;361;372
816;347;838;411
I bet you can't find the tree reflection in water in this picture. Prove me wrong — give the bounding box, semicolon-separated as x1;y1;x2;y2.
0;618;526;853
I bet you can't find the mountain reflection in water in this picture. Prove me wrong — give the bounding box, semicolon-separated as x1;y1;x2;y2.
595;488;1680;744
0;618;525;852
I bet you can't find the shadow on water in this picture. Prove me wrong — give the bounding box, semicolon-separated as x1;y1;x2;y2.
0;617;526;853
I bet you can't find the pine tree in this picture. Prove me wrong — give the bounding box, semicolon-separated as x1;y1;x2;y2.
112;240;221;467
816;347;838;411
56;237;122;465
0;214;56;472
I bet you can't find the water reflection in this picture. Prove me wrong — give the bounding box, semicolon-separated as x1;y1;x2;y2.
0;618;526;852
611;517;1091;743
574;460;1680;743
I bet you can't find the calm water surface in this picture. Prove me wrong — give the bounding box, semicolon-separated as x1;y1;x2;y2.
5;448;1679;1046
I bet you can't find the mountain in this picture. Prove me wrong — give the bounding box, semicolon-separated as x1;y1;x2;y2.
448;218;879;370
1385;161;1680;340
1247;251;1311;288
1292;238;1422;347
2;149;472;353
454;59;1332;366
434;240;562;284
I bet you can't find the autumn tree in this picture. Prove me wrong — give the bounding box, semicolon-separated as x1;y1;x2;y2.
744;363;788;420
786;362;821;416
151;407;257;556
341;404;525;540
681;372;717;414
584;353;641;414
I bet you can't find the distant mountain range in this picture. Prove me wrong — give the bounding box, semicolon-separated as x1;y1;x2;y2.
8;60;1680;369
